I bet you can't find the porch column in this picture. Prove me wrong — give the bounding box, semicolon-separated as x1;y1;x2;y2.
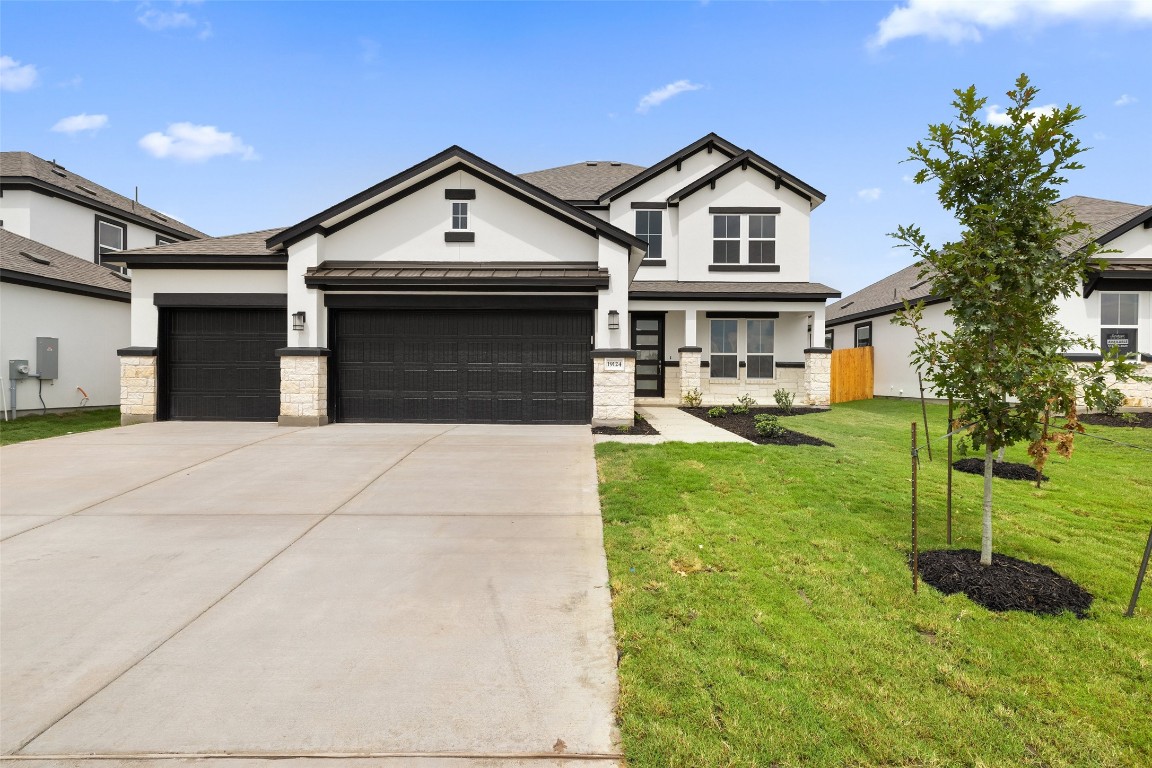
803;346;832;406
684;308;698;350
117;347;157;426
811;306;826;349
679;346;702;402
591;349;635;427
277;348;329;427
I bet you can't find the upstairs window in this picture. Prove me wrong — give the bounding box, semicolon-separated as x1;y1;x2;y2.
451;202;469;230
1100;292;1139;357
95;216;127;272
713;215;740;264
748;214;776;264
635;210;663;260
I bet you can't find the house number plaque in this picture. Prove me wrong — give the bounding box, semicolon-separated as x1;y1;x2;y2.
604;359;625;372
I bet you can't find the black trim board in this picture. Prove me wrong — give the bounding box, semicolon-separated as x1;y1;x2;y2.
709;206;781;214
678;346;702;353
275;347;331;357
1;271;130;302
1083;276;1152;297
444;231;475;243
597;133;743;203
324;294;598;311
705;311;780;319
591;348;637;359
631;202;668;210
776;361;805;369
709;264;780;272
153;293;288;308
117;346;158;356
803;347;833;354
638;259;667;267
444;189;476;200
108;253;288;269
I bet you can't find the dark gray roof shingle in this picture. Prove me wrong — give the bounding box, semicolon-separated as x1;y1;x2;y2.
115;227;286;257
631;280;840;298
0;228;130;297
519;161;645;202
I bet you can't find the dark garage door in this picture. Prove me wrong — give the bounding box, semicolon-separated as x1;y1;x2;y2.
160;308;285;421
331;309;592;424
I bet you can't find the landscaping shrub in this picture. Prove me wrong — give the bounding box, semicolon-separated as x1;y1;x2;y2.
731;394;756;414
682;388;703;407
707;406;728;419
773;388;794;414
754;413;784;437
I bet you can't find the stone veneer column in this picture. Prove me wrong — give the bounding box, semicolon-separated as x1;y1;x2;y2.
591;349;636;427
802;347;833;406
117;347;158;426
277;348;329;427
678;346;702;403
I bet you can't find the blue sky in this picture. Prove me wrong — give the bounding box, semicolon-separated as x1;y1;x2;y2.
2;0;1149;294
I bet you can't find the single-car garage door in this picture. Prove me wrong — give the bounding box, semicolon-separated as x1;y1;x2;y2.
160;308;285;421
331;309;592;424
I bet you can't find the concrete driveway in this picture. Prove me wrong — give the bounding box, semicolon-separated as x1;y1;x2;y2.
1;422;620;767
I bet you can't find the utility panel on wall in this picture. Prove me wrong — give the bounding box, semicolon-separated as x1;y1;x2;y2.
36;337;58;380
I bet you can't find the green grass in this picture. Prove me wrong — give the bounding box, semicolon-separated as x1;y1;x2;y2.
597;399;1151;767
0;408;121;445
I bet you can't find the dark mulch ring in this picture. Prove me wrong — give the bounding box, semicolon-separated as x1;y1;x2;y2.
680;407;833;447
952;457;1048;482
591;413;660;436
1079;411;1152;428
681;405;829;418
916;549;1093;618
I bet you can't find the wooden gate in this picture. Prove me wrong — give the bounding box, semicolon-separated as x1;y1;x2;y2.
831;347;874;403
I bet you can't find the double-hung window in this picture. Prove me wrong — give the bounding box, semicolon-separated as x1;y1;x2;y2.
1100;292;1139;357
635;211;663;260
451;202;469;230
710;319;738;378
746;319;775;378
712;215;740;264
95;216;127;272
748;215;776;264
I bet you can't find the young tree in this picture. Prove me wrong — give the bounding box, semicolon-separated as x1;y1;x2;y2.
893;75;1141;566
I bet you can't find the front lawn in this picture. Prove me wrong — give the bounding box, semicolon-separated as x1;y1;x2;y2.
0;408;121;446
597;399;1151;767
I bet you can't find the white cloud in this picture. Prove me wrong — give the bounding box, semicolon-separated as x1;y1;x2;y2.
0;55;39;92
51;113;109;134
137;2;212;39
985;103;1056;126
857;187;883;202
870;0;1152;48
138;122;257;162
901;174;916;184
1114;93;1138;106
636;80;704;114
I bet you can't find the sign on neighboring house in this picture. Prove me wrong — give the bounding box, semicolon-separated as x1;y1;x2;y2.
1102;329;1137;356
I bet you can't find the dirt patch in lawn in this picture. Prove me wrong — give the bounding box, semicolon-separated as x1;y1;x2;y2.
680;407;833;447
1079;412;1152;429
592;413;661;436
953;457;1048;482
917;549;1093;618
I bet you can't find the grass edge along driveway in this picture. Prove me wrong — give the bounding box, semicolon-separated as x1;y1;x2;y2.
0;408;120;446
597;399;1151;768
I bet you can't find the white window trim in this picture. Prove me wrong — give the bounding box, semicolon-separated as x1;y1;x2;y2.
1099;291;1140;358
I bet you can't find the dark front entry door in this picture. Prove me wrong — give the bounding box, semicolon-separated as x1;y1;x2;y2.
632;314;665;398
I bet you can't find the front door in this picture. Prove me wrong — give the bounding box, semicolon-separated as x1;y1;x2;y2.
632;313;665;398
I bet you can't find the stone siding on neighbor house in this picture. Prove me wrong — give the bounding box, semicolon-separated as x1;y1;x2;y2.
592;354;635;426
279;354;329;427
120;356;157;425
1088;359;1152;408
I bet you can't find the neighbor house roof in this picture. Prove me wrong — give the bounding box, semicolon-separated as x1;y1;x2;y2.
0;152;209;240
518;161;645;203
0;228;131;301
105;228;288;269
630;280;840;301
826;262;938;327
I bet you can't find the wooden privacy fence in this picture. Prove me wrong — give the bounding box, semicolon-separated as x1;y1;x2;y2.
831;346;874;403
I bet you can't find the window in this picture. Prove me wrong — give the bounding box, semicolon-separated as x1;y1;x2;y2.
95;216;127;272
156;235;176;246
1100;292;1139;357
748;214;776;264
824;328;835;348
713;215;740;264
747;319;775;378
710;319;738;378
854;322;872;348
635;210;662;260
451;202;469;230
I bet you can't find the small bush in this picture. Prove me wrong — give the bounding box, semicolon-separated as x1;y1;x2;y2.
732;393;756;414
773;388;795;414
682;388;703;407
754;413;785;438
1099;388;1127;416
1118;411;1137;425
707;406;728;419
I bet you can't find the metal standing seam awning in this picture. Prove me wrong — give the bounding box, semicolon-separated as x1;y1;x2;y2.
304;260;611;292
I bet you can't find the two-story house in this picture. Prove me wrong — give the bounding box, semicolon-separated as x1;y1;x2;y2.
0;152;207;414
107;135;838;427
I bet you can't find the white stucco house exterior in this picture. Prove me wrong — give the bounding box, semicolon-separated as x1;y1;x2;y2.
109;135;839;427
0;152;207;415
826;196;1152;405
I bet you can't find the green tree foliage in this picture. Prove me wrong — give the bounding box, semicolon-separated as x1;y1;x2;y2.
892;75;1141;565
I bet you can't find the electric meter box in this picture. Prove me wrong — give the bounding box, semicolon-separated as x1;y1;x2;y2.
36;337;59;380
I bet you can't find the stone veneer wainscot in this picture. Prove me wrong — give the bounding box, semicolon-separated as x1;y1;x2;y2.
277;348;329;427
117;347;158;426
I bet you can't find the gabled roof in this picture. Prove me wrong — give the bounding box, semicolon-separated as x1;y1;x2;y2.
826;262;938;327
666;149;827;209
0;228;131;301
1055;196;1152;253
0;152;208;240
105;228;288;268
518;161;645;203
595;133;743;204
265;146;647;253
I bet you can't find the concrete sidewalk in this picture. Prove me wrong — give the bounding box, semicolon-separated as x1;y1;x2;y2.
1;422;621;767
593;405;752;444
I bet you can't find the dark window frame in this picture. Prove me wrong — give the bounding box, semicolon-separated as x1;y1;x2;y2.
854;321;873;348
746;318;775;379
156;234;177;246
94;215;127;273
709;317;739;378
635;210;663;260
824;327;835;348
748;214;777;264
712;214;740;264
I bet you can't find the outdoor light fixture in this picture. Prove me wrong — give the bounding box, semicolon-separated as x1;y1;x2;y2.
608;310;620;330
292;311;306;331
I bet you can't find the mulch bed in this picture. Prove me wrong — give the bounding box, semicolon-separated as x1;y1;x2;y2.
916;549;1093;618
680;407;833;447
591;413;661;436
952;457;1048;482
1079;412;1152;428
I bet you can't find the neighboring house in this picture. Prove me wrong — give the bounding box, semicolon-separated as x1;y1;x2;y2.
0;152;207;414
108;134;839;427
826;196;1152;404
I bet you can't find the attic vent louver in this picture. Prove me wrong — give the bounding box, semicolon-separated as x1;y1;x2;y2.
910;280;929;290
19;250;52;266
75;183;98;196
150;212;169;222
840;301;854;309
585;162;597;166
610;162;621;166
51;168;67;178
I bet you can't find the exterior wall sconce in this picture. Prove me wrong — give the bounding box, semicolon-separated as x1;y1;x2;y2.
292;311;306;331
608;310;620;330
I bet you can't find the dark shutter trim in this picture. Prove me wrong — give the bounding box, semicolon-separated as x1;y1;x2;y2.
631;202;668;210
639;259;667;267
705;311;779;319
444;231;475;243
445;189;476;200
709;264;781;273
708;207;781;214
153;293;288;308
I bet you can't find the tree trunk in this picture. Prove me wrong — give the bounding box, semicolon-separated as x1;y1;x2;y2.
996;446;1006;463
982;443;994;566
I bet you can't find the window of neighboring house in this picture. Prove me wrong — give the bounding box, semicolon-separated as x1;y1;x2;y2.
156;235;176;246
635;210;663;260
451;202;469;230
854;321;873;348
747;319;775;378
1100;292;1139;357
824;328;835;348
713;215;740;264
95;216;127;272
710;318;738;378
748;214;776;264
